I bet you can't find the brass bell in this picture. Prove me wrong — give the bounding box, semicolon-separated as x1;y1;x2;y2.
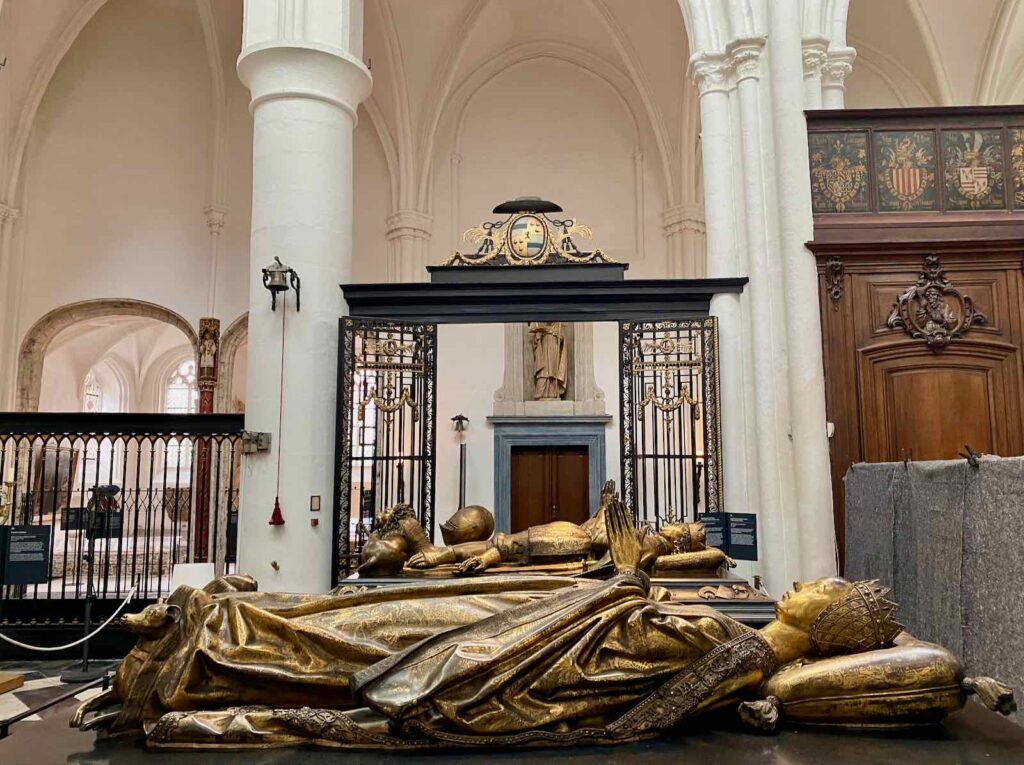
261;257;301;311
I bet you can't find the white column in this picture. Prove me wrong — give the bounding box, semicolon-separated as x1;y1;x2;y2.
385;209;433;283
0;203;21;409
690;55;751;534
203;204;227;314
801;37;828;110
768;0;836;579
822;47;855;109
236;0;371;593
726;36;803;593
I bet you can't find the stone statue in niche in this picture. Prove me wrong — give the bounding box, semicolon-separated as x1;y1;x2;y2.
198;327;218;375
529;321;567;399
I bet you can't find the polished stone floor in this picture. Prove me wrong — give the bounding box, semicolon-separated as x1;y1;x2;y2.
1;662;1022;764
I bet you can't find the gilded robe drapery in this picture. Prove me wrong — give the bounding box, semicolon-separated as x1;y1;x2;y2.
115;574;775;750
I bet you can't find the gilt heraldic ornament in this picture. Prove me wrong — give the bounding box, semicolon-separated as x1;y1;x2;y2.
443;197;618;267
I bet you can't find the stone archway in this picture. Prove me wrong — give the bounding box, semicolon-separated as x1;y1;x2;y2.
16;299;200;411
215;312;248;413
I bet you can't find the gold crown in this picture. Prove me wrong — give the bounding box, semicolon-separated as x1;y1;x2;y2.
808;580;904;656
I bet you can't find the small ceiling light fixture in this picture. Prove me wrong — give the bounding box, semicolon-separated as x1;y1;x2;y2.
262;256;301;311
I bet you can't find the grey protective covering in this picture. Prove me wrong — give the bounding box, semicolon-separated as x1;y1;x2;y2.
845;457;1022;725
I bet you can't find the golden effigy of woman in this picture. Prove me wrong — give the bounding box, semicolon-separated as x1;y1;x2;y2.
73;501;1015;750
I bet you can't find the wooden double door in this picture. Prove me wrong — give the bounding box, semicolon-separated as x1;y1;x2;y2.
510;446;589;532
812;228;1024;564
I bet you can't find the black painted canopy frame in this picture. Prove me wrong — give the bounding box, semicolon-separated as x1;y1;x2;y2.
334;276;745;583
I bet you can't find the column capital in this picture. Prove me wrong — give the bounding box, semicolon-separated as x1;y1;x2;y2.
662;203;705;237
385;209;433;242
238;0;371;122
689;53;734;95
823;46;857;85
726;36;767;83
801;35;829;78
204;203;228;235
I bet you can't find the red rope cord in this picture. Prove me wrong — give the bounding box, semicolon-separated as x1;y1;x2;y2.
275;294;286;496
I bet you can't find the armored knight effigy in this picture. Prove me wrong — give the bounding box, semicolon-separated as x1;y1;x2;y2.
73;498;1015;751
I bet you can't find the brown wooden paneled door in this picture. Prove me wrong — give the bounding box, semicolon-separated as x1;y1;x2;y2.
812;238;1024;568
510;446;589;532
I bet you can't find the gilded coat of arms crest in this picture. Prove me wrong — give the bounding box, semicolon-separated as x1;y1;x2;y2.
877;134;935;211
443;197;616;267
943;130;1004;210
810;139;867;213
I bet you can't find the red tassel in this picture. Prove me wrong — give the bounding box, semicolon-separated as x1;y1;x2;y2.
268;496;285;526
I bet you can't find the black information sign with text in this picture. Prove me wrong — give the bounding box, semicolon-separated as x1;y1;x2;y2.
698;512;758;561
0;525;52;585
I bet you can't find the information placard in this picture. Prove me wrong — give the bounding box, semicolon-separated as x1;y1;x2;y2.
696;512;758;561
0;525;52;585
727;513;758;561
698;512;728;551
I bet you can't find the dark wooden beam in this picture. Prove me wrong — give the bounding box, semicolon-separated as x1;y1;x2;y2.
339;278;748;323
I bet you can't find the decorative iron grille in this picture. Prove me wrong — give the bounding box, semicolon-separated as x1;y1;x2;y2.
0;413;243;624
334;318;436;581
619;318;723;530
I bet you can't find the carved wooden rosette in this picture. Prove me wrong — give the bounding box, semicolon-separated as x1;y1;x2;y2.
886;256;986;348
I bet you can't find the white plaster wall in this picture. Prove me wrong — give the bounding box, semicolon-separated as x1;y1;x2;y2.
351;115;391;283
428;57;667;277
434;323;504;535
592;321;621;489
14;0;250;343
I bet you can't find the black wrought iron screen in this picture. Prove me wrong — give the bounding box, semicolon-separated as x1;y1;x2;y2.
334;318;436;581
620;318;723;530
0;413;243;624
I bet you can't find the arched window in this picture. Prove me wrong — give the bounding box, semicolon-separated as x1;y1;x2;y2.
82;370;102;412
165;359;198;474
165;359;198;414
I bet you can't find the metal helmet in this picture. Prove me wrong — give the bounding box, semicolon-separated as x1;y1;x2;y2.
440;505;495;545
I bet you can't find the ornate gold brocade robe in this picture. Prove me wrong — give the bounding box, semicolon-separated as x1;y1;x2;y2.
117;575;774;750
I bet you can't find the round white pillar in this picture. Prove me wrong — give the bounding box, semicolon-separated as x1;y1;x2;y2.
728;38;803;595
690;55;752;545
237;11;371;593
768;0;836;579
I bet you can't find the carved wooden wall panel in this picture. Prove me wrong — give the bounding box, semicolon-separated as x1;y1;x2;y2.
808;106;1024;569
811;235;1024;568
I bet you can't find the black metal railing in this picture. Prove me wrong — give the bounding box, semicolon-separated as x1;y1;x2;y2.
0;413;244;623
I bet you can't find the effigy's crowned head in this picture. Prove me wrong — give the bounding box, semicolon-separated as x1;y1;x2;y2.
658;522;707;552
441;504;495;545
777;577;903;655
